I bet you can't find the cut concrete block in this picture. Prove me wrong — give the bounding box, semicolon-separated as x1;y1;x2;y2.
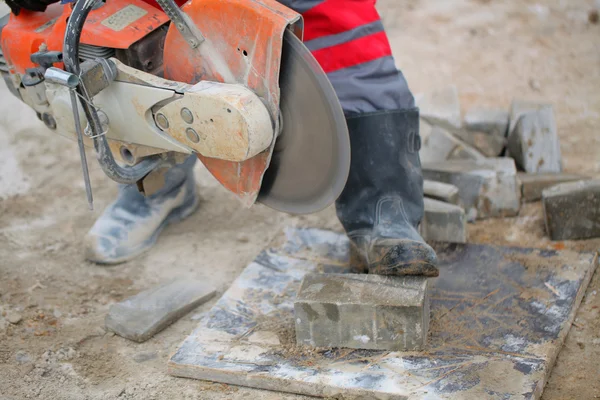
420;118;433;142
448;139;487;161
454;129;506;157
421;198;467;243
420;127;453;163
416;85;462;130
420;126;485;164
507;105;562;173
294;273;429;351
542;179;600;241
423;180;460;205
509;99;543;134
422;158;521;220
458;108;509;157
105;280;216;342
464;108;509;137
519;172;588;202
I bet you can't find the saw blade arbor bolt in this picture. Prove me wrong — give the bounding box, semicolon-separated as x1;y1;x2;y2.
181;108;194;124
155;113;169;130
186;128;200;143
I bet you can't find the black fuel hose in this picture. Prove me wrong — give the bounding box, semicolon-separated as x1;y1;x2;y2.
62;0;164;184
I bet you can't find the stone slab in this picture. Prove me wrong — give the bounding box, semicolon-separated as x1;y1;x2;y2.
421;198;467;243
519;172;587;202
168;228;598;400
423;180;460;205
416;85;462;130
419;118;433;142
508;105;562;173
422;158;521;220
294;273;429;351
105;279;216;342
542;179;600;241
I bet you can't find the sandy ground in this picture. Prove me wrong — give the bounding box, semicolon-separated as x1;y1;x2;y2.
0;0;599;398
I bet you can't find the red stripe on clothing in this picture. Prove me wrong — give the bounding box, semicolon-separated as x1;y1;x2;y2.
311;31;392;73
302;0;381;42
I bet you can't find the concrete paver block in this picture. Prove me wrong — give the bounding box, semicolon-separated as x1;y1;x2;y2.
416;85;462;130
105;280;216;342
422;158;521;220
421;198;467;243
464;107;509;137
456;108;507;156
454;129;506;157
508;105;562;173
420;126;485;163
448;139;487;161
294;273;429;351
423;180;460;205
420;118;433;142
509;99;543;134
519;172;587;202
420;127;453;163
542;179;600;241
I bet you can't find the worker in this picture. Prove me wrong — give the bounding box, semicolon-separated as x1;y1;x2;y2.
6;0;438;277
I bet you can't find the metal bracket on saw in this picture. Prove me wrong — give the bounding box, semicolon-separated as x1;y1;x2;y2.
45;59;275;163
154;0;205;49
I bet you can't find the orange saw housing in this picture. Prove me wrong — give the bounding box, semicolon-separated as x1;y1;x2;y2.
0;0;302;206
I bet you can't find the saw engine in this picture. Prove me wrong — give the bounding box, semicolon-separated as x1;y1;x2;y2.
0;0;350;214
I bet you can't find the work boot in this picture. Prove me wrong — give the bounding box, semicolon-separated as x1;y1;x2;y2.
336;109;439;277
84;156;199;265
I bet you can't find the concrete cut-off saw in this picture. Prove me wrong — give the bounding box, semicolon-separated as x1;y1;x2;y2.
0;0;350;213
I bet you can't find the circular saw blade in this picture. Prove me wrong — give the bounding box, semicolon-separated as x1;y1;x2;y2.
258;30;351;214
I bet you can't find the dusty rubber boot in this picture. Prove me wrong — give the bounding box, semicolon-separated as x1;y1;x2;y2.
84;156;199;265
336;109;439;277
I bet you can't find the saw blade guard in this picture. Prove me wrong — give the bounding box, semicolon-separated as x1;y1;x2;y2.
162;0;350;213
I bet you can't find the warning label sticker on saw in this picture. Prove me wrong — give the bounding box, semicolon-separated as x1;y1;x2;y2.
101;5;148;32
35;17;59;33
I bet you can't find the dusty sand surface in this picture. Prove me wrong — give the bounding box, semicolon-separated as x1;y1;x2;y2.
0;0;599;399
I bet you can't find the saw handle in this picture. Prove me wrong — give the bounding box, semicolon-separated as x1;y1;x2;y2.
62;0;165;185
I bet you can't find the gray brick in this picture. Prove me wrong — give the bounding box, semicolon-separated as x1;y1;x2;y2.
294;273;429;351
422;158;521;220
542;179;600;241
423;180;460;205
421;198;467;243
420;126;485;164
519;172;588;202
105;280;216;342
507;105;562;173
416;85;462;130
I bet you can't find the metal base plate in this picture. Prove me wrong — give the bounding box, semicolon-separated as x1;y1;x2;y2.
258;30;350;214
